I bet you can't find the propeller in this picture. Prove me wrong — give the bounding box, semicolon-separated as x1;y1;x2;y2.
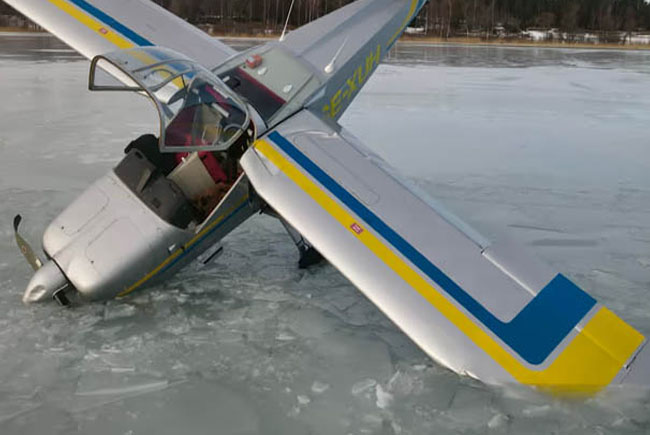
13;214;43;271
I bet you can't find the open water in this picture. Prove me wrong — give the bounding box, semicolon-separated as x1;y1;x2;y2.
1;33;650;434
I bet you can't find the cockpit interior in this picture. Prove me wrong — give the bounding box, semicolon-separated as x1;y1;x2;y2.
89;47;254;229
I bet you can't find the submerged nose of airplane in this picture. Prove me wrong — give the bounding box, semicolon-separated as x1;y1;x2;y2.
23;260;68;304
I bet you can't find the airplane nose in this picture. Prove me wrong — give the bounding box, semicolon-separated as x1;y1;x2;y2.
23;260;68;304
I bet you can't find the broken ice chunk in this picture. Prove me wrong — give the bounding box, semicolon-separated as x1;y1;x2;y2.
103;303;136;320
297;395;311;405
311;381;330;394
351;378;377;396
375;384;393;409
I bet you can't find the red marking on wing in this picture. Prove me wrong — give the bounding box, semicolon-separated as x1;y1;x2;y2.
350;223;364;234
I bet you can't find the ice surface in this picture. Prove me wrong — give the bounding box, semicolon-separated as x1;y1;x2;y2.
1;34;650;434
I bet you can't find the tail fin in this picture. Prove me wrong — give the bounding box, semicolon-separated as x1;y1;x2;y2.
280;0;426;121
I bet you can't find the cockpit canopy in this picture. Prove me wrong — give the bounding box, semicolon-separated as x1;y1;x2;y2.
89;47;250;153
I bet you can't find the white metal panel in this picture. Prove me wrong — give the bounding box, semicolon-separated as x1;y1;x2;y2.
242;137;516;384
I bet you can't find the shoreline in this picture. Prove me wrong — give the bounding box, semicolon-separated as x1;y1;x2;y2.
398;35;650;51
2;27;650;51
0;26;44;33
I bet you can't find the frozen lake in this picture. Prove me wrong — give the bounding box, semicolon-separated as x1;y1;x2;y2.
1;33;650;434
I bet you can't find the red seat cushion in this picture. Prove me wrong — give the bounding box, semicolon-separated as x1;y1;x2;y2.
166;105;227;184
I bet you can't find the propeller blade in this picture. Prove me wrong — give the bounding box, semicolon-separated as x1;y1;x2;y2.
13;214;43;271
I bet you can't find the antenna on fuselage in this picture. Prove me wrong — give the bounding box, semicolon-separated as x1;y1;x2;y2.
324;37;348;74
279;0;295;42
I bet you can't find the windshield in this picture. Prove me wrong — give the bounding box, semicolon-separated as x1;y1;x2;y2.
89;47;250;152
212;44;322;129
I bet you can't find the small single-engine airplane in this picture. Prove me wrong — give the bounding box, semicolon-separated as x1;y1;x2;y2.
5;0;649;395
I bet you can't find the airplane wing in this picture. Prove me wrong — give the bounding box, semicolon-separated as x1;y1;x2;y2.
2;0;235;69
241;109;648;394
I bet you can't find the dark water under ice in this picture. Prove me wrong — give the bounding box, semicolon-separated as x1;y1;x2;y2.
1;34;650;434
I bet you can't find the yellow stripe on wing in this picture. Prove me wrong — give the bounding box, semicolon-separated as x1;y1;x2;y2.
254;138;644;395
49;0;188;96
49;0;134;49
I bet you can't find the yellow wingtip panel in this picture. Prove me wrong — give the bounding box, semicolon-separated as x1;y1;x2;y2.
581;307;645;367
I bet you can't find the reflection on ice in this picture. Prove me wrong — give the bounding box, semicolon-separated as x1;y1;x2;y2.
0;34;650;434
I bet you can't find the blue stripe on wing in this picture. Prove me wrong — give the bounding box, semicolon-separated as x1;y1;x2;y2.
68;0;153;46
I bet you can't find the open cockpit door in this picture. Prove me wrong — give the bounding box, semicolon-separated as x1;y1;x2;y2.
89;47;251;153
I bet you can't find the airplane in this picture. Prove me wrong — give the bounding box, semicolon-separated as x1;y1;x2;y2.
4;0;648;396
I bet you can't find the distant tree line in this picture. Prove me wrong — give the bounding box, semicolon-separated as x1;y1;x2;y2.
3;0;650;36
420;0;650;37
